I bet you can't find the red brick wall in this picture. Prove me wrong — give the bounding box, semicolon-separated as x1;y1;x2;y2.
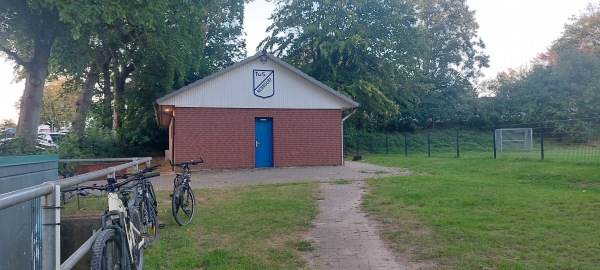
172;108;343;169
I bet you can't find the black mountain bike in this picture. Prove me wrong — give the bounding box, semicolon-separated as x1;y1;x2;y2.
116;164;161;246
170;158;203;226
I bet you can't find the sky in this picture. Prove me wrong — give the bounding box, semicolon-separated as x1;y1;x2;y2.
0;0;594;123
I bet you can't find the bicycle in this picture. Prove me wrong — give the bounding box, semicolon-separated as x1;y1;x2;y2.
59;162;76;178
62;171;160;270
116;164;161;246
170;158;203;226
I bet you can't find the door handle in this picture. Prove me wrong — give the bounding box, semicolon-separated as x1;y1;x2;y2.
256;141;260;148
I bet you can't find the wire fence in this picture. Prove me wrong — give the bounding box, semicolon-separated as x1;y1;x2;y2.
344;129;492;158
344;120;600;163
494;121;600;163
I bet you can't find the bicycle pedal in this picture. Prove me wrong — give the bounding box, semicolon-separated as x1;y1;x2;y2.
158;223;166;229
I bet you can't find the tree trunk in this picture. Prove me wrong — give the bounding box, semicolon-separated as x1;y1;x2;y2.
71;62;100;135
112;63;135;136
101;63;113;127
16;40;53;142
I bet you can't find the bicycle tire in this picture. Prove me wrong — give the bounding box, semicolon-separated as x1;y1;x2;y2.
90;229;128;270
146;182;159;216
172;184;195;226
145;182;159;242
129;207;145;270
138;196;159;245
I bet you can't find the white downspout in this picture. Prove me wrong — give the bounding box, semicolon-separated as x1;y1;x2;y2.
341;109;357;166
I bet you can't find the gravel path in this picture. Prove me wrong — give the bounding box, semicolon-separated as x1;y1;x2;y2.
150;161;408;189
152;161;424;269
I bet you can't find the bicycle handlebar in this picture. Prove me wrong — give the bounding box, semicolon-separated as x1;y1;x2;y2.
143;172;160;179
115;163;161;179
144;164;161;172
62;171;160;195
170;157;204;168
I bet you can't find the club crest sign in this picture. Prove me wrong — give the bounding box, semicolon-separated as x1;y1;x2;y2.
253;69;275;98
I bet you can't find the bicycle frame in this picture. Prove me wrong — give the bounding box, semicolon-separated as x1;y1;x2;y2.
103;188;144;265
172;158;201;188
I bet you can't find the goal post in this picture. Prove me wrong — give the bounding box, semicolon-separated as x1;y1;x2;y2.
495;128;534;152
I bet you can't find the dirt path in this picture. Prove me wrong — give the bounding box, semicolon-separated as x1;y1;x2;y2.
152;161;427;269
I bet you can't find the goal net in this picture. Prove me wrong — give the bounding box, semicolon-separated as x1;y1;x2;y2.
495;128;534;152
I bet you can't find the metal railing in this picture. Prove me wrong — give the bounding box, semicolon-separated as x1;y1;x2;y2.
0;157;152;270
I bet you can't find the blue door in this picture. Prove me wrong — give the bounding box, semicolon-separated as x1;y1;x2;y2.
255;118;273;168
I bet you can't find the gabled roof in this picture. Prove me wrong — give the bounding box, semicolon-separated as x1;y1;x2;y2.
155;52;359;109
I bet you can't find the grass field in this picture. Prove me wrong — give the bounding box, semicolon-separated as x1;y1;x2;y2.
362;154;600;269
62;154;600;269
144;183;319;270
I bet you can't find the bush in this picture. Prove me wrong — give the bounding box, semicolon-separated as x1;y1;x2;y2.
0;135;46;156
57;127;123;158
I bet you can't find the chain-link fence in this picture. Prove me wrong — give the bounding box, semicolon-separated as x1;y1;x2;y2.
344;129;492;158
494;120;600;163
344;120;600;163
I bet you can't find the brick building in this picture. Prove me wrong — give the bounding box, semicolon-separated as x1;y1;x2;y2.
155;53;358;169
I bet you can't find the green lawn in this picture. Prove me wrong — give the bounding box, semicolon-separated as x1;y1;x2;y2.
362;154;600;269
62;154;600;269
144;182;319;270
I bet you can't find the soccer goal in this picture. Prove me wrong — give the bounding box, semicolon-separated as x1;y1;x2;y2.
495;128;534;152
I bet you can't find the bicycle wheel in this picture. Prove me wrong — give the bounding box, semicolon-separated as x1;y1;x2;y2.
172;184;195;226
90;229;128;270
138;195;159;245
129;207;144;270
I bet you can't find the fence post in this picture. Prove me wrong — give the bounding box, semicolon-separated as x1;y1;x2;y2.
456;128;460;158
493;126;497;159
540;125;545;161
404;133;408;157
42;184;61;270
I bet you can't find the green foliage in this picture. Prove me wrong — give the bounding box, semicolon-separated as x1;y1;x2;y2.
261;0;426;129
56;127;122;158
363;155;600;269
202;0;247;73
261;0;488;131
412;0;489;127
344;128;492;155
0;135;46;156
485;4;600;133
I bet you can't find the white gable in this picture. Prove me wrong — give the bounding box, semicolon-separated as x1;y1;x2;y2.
156;54;358;110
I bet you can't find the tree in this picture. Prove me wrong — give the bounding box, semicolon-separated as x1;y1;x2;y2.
40;77;78;131
555;3;600;58
201;0;247;76
260;0;427;130
487;3;600;128
1;119;16;128
0;0;64;141
412;0;489;127
91;0;246;153
0;0;173;141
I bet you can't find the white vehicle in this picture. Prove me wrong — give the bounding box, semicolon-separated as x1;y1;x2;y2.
37;132;66;148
